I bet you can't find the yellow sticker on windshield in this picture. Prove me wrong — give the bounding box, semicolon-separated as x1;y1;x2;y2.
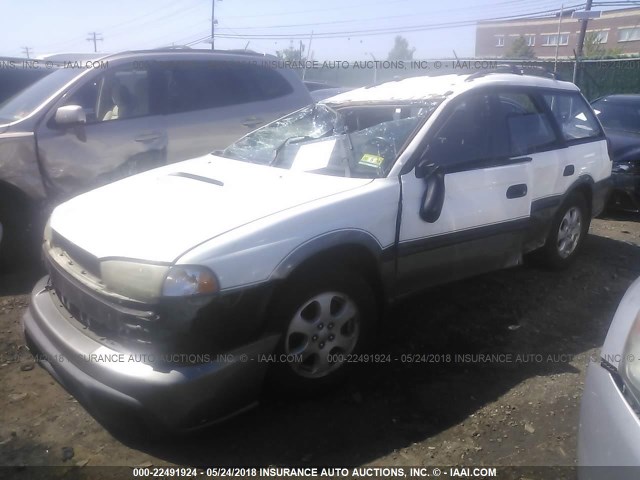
359;154;384;168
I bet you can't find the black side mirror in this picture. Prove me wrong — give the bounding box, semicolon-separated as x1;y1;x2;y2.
420;169;445;223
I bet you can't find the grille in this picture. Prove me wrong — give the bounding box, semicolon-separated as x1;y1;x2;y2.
48;256;166;347
51;231;101;278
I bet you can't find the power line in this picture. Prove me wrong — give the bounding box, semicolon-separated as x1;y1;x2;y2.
206;4;585;41
215;0;550;31
21;46;32;59
42;0;203;52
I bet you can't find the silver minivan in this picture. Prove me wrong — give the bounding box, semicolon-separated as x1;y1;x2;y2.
0;49;312;264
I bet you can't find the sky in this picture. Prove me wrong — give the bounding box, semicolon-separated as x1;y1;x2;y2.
0;0;630;60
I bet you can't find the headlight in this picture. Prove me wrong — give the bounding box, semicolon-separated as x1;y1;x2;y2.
162;266;218;297
619;311;640;403
101;260;169;302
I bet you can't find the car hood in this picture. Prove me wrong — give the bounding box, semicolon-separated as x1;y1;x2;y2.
605;128;640;164
50;155;371;263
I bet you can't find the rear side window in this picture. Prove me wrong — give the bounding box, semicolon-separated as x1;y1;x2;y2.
249;65;294;100
543;92;602;141
494;93;557;157
163;61;293;114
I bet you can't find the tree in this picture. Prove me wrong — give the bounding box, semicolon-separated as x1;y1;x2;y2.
584;31;622;59
387;35;415;61
505;36;535;59
276;40;305;62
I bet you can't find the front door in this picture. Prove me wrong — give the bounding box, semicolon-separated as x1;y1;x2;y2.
396;92;535;295
35;62;167;201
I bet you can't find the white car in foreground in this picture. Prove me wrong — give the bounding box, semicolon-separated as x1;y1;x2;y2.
579;277;640;477
23;73;611;431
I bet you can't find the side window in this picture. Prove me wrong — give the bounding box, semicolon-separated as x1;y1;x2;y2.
543;92;602;141
163;62;294;115
244;65;293;101
63;76;101;122
429;94;492;164
164;62;251;113
63;65;152;123
494;92;557;157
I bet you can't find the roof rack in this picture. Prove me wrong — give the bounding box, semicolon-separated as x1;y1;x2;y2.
134;47;269;57
465;64;561;82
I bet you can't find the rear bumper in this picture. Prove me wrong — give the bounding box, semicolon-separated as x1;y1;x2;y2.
23;276;279;431
578;361;640;475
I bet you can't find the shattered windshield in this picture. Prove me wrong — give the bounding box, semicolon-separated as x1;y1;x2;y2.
222;100;441;178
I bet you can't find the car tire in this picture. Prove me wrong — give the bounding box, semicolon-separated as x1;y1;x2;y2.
266;267;377;393
537;192;590;270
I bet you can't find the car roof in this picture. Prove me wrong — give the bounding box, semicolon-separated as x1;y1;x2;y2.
323;73;579;105
97;48;276;63
38;53;106;62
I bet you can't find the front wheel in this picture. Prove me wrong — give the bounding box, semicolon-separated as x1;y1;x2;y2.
537;192;590;269
267;268;377;392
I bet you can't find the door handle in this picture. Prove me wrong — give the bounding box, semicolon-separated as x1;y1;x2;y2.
135;133;161;142
241;117;264;128
506;184;528;199
563;165;575;176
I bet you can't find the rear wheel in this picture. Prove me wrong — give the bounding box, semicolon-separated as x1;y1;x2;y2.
267;267;377;392
537;192;590;270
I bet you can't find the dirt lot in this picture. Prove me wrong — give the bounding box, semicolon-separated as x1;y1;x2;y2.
1;214;640;477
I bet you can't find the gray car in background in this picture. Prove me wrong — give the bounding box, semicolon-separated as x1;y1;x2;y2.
578;276;640;478
0;49;312;264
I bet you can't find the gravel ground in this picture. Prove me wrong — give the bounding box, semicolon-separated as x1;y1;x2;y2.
1;213;639;477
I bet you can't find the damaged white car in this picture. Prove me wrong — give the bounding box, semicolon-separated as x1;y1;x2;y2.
23;73;611;431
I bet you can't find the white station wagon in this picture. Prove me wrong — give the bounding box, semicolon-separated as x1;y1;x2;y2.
23;72;612;431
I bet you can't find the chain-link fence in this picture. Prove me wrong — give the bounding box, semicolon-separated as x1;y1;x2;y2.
300;57;640;100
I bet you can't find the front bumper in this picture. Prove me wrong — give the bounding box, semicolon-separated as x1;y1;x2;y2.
578;361;640;477
23;276;279;432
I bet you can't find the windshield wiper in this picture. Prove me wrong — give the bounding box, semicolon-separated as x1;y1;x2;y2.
269;136;313;166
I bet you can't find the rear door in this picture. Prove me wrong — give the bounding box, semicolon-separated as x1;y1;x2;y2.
160;60;306;162
35;62;167;200
542;90;610;192
396;91;534;294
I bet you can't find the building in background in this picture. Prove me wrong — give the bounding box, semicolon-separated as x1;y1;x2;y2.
476;7;640;58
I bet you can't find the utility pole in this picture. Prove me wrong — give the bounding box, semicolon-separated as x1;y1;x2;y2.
576;0;593;60
211;0;215;50
86;32;103;53
21;46;32;59
573;0;593;82
554;4;564;74
366;52;378;84
211;0;222;50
